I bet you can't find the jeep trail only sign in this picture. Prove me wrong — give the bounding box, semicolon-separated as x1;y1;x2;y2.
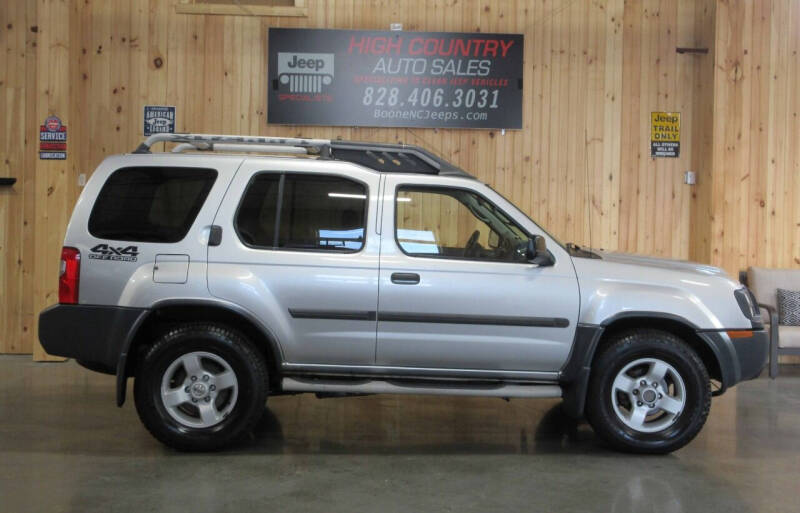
651;112;681;158
267;28;524;129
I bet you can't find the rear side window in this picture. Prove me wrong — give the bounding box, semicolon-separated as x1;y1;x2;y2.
235;173;366;252
89;167;217;243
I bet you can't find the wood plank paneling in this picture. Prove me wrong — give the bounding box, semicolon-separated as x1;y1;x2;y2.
709;0;800;275
0;0;36;353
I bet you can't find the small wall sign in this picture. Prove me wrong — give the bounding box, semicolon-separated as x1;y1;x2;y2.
143;105;176;136
39;115;67;160
651;112;680;158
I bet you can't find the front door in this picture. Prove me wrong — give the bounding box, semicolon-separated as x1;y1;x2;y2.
376;176;579;376
208;159;381;367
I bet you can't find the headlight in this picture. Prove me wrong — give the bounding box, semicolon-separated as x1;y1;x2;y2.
734;287;760;320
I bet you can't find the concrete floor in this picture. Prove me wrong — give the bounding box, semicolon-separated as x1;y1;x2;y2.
1;356;799;513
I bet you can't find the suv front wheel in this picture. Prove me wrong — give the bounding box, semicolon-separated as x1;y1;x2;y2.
133;323;269;451
585;329;711;454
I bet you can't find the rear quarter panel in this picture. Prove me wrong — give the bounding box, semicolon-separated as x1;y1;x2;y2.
64;154;244;307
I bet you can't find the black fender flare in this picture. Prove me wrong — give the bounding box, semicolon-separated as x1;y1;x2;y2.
115;299;285;406
558;311;738;419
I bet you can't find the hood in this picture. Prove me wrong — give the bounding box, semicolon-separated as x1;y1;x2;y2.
591;250;728;277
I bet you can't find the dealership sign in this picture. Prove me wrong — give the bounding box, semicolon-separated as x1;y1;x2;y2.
268;28;524;129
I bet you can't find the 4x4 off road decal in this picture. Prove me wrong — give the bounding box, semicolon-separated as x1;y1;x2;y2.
89;244;139;262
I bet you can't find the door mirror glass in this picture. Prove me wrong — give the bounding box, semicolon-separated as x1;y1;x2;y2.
527;235;554;266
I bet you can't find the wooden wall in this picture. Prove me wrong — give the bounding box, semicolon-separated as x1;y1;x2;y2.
7;0;793;358
707;0;800;274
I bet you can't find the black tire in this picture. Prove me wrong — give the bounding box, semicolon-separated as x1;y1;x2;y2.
585;329;711;454
133;323;269;451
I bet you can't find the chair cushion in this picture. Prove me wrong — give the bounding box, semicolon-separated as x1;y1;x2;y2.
748;267;800;310
777;289;800;325
778;325;800;348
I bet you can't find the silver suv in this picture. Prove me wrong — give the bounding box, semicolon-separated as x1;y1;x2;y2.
39;133;768;453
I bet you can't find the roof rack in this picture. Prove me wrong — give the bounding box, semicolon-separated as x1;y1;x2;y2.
133;132;474;178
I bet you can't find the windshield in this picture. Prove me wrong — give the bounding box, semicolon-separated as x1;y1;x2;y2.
484;184;567;250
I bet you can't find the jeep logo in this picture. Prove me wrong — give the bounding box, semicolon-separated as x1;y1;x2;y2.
88;243;139;262
287;55;326;71
277;52;334;93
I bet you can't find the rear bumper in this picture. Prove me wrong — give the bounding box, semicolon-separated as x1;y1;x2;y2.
38;304;148;374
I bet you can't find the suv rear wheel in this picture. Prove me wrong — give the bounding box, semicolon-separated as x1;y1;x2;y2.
133;323;268;451
585;329;711;454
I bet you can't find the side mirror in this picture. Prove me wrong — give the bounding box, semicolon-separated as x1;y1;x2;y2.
527;235;554;266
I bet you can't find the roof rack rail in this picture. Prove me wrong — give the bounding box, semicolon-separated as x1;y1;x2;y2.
132;132;474;178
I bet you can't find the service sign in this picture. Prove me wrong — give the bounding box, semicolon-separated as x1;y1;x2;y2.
268;28;524;129
39;115;67;160
651;112;680;158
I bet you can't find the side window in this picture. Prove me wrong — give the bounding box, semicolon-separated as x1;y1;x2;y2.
235;173;367;252
395;186;530;263
89;166;217;243
235;174;280;247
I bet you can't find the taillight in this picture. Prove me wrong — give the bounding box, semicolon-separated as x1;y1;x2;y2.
59;247;81;304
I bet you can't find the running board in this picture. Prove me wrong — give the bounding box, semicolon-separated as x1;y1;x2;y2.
281;377;562;398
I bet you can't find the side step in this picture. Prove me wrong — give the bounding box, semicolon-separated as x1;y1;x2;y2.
282;377;562;399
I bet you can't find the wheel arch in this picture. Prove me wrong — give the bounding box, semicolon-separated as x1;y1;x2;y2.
560;311;732;420
117;299;284;406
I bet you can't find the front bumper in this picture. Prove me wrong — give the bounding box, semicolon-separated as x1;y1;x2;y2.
697;328;769;392
38;304;148;374
730;329;770;381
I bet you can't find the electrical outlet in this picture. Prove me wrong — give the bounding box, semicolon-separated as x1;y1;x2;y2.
78;173;86;187
684;170;696;185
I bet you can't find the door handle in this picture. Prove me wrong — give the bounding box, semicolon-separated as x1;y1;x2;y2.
209;225;223;246
391;272;420;285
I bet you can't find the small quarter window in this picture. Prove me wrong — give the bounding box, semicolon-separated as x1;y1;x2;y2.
89;167;217;243
236;173;367;252
235;174;281;247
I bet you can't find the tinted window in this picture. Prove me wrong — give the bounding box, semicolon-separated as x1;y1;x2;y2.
89;167;217;243
236;174;366;252
396;186;529;262
235;174;281;247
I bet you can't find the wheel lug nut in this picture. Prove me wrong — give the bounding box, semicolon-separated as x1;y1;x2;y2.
658;393;663;399
192;398;198;403
210;385;216;391
640;380;647;386
637;401;643;407
184;386;190;392
191;376;197;381
202;375;209;382
632;389;639;395
204;396;211;402
653;383;658;388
